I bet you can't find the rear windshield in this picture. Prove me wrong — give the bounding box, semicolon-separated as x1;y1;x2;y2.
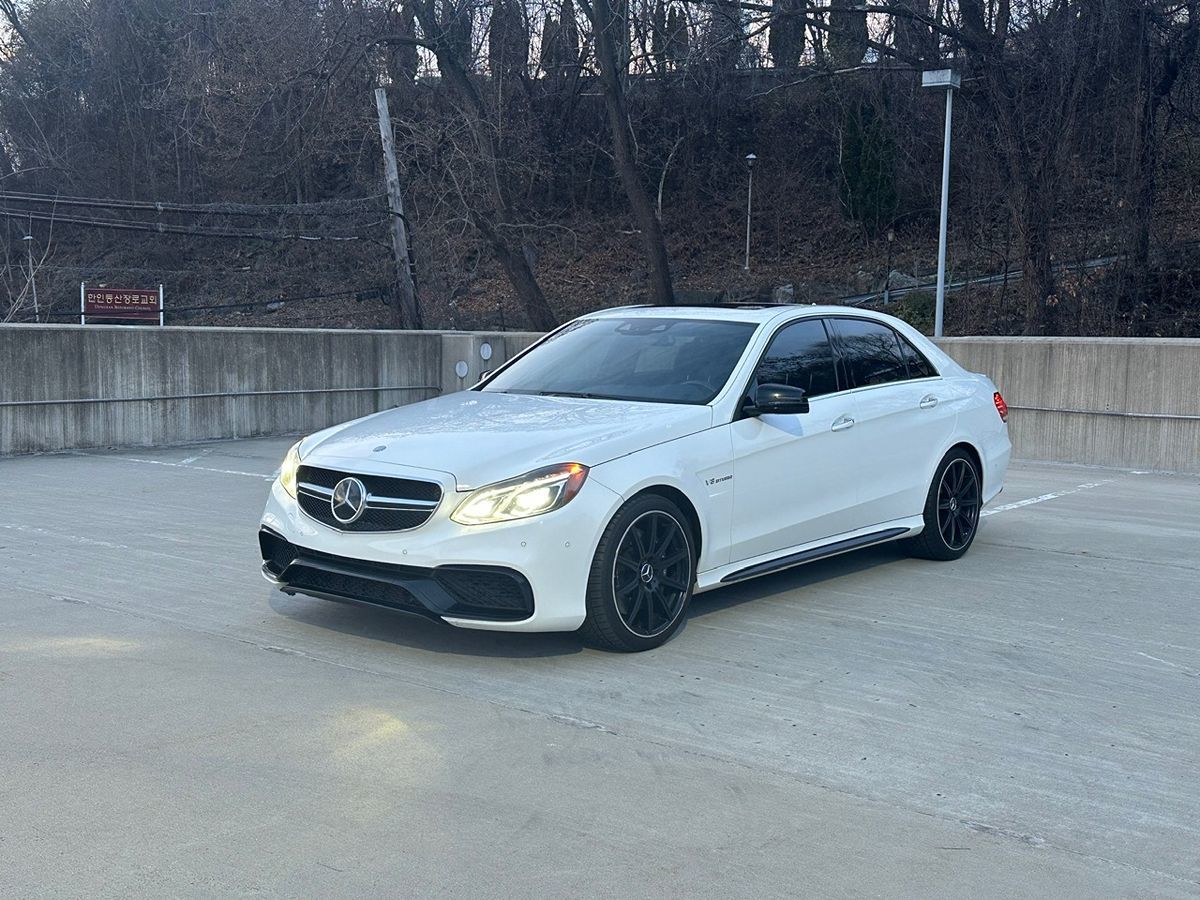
481;317;758;404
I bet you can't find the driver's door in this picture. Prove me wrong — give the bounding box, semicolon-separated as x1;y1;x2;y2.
729;318;862;562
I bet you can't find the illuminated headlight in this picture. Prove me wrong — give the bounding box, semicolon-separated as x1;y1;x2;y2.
279;441;302;498
452;463;589;525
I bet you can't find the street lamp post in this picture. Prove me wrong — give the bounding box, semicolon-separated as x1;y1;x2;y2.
744;153;757;272
922;68;960;337
23;233;38;322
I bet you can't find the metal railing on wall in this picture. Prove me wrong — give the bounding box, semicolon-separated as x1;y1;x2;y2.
1007;404;1200;422
0;385;439;408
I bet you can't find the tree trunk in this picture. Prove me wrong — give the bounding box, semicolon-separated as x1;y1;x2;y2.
1122;1;1200;326
584;0;675;305
474;216;559;330
408;0;559;330
977;49;1060;337
1018;177;1055;336
1125;96;1155;322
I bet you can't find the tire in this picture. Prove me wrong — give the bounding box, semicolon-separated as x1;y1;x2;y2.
902;448;982;561
579;494;697;652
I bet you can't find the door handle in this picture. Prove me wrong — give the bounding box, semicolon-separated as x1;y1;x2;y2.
919;395;939;410
831;415;855;432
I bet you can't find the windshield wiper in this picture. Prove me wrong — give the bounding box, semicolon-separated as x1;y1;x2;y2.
533;390;607;400
500;389;621;400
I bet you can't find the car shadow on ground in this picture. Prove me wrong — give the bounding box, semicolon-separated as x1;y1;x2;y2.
684;542;908;622
267;542;910;659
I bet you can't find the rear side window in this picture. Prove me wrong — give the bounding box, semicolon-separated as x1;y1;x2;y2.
897;333;938;379
754;319;840;398
829;318;910;388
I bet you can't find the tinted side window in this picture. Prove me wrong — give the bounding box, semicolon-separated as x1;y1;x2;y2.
829;319;909;388
897;333;938;379
755;319;840;398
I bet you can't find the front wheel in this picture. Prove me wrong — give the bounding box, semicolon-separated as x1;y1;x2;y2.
579;495;696;652
902;448;982;561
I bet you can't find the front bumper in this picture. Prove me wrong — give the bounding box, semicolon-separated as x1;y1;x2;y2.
260;528;534;621
259;475;622;632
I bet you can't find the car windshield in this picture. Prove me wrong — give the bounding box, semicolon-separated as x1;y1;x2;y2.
481;317;758;404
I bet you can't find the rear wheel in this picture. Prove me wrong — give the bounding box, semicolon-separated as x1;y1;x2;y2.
903;448;982;561
579;495;696;652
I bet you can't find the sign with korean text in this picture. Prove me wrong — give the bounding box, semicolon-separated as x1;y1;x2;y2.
80;284;163;325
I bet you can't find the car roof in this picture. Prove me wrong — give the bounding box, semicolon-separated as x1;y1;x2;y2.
585;304;886;326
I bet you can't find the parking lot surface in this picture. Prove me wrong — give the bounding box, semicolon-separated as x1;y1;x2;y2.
2;438;1198;898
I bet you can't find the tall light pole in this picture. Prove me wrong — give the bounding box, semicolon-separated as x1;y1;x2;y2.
744;153;757;271
922;69;960;337
23;233;38;322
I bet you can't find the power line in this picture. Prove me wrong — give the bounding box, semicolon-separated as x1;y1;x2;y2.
38;264;248;275
0;191;387;218
0;207;385;241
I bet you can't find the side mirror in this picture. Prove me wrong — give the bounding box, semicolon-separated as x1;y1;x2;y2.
744;383;810;416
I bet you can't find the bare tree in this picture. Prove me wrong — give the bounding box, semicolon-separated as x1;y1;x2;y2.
1;224;54;324
825;0;868;66
407;0;560;328
769;0;806;69
1113;0;1200;320
1;0;1198;337
577;0;676;305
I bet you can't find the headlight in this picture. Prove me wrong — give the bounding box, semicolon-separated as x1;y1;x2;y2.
451;463;589;525
279;441;302;498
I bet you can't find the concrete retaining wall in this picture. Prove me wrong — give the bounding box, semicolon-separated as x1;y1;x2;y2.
2;326;1196;472
0;325;538;455
937;337;1200;473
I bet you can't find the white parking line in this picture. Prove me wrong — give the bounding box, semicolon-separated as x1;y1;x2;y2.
88;455;275;481
179;448;214;465
981;479;1115;517
1136;651;1195;674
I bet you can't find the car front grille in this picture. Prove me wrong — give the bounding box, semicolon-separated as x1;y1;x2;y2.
296;464;442;532
284;564;428;615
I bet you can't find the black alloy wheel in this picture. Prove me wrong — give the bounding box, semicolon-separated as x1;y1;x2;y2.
580;495;696;652
612;511;692;638
903;448;983;561
936;457;980;551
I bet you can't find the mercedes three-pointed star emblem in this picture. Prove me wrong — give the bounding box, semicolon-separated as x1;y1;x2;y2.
331;477;368;524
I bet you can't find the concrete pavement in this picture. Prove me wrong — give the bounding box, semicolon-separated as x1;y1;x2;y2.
1;439;1198;898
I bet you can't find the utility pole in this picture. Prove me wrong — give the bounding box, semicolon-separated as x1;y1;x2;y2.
374;87;422;329
922;69;960;338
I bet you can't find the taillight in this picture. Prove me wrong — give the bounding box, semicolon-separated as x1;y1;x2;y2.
993;391;1008;423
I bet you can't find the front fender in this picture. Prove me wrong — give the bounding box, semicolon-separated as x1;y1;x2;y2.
588;426;733;572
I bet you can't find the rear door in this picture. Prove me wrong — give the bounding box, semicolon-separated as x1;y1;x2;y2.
827;317;955;524
728;317;862;562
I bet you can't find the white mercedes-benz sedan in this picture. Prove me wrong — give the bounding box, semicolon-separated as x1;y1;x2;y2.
259;304;1010;651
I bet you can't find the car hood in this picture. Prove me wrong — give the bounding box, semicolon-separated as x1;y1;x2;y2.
301;390;713;489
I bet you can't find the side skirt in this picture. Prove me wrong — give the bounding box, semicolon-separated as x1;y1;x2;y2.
718;527;912;585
